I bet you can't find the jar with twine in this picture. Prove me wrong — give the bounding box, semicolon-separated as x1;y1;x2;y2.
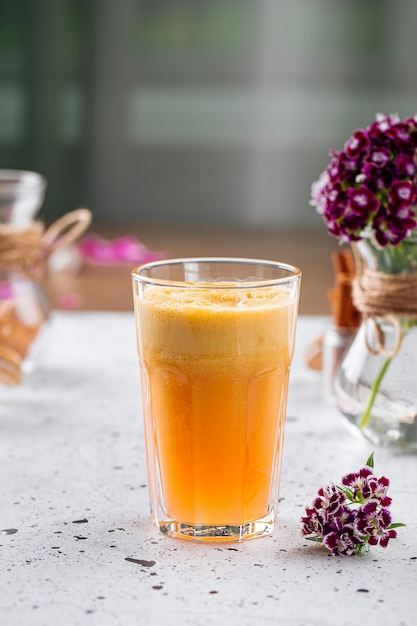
334;235;417;451
0;170;92;385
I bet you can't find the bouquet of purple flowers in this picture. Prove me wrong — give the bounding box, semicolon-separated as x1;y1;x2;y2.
311;113;417;247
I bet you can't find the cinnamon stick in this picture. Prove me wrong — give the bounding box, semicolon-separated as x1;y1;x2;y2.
328;249;360;328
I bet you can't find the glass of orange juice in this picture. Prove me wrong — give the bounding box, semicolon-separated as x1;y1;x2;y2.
132;258;301;542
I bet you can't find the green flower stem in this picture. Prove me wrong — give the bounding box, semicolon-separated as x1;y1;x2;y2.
359;356;393;429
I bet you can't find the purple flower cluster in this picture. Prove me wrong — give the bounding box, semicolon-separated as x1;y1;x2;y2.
311;113;417;247
301;457;403;556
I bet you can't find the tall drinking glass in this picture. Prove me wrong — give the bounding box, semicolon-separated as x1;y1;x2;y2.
132;258;301;542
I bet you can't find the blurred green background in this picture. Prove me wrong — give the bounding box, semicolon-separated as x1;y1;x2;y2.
1;0;416;227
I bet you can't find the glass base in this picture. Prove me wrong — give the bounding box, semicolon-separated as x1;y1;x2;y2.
157;509;275;543
336;368;417;451
341;412;417;452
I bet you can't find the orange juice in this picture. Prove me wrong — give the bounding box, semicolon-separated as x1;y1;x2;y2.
137;284;297;527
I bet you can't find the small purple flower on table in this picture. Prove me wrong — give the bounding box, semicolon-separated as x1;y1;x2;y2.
301;453;404;556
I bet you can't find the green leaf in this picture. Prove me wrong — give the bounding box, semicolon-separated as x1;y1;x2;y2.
337;485;355;502
365;451;375;468
388;523;406;529
356;543;370;556
305;536;323;543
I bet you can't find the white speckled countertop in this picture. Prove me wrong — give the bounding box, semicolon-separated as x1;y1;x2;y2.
1;312;416;626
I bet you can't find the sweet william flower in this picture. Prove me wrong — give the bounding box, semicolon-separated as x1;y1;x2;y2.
354;502;397;548
367;147;391;168
347;185;379;216
344;130;370;159
389;180;415;206
310;113;417;246
323;526;362;557
301;453;404;556
395;154;416;178
341;466;392;506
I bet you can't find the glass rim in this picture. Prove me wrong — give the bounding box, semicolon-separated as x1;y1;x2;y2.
132;256;302;289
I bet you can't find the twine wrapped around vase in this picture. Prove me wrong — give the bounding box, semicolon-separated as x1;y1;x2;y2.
0;208;92;279
351;243;417;358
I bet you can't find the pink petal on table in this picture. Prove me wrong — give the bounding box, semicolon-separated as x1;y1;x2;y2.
78;234;163;265
78;235;118;263
58;293;83;309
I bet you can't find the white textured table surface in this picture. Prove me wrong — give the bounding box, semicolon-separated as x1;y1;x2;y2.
1;312;417;626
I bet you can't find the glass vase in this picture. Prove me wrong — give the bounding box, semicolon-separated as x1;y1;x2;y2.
334;235;417;451
0;170;49;385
